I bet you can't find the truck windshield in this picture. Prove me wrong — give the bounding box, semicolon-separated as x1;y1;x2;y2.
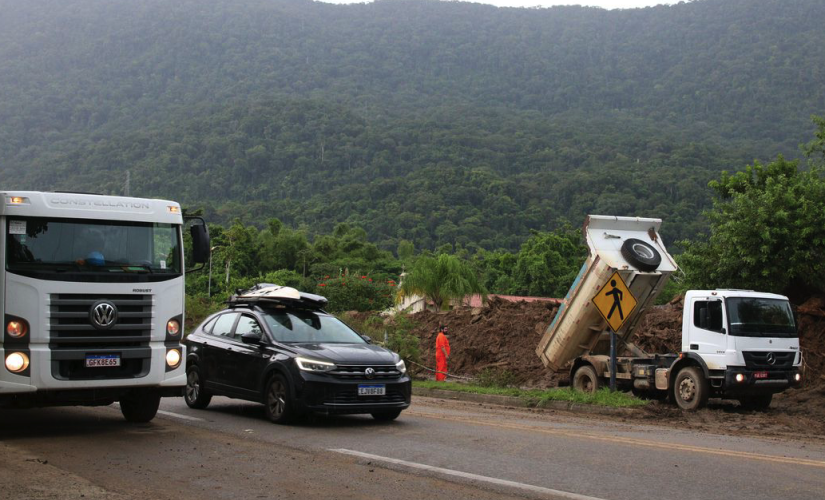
726;298;797;338
262;310;366;344
6;217;181;281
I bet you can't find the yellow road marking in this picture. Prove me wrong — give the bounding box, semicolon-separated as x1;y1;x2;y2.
406;410;825;469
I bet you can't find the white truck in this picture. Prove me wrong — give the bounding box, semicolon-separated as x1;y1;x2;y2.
537;215;803;410
0;191;209;421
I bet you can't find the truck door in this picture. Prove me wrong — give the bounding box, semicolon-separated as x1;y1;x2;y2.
686;297;728;370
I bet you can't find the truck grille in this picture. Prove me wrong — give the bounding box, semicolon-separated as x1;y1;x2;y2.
328;364;402;380
742;351;795;371
48;294;153;349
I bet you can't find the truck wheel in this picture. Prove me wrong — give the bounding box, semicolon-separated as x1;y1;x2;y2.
673;367;709;411
263;373;295;425
573;365;600;394
184;366;212;409
621;238;661;272
738;394;772;411
120;389;161;423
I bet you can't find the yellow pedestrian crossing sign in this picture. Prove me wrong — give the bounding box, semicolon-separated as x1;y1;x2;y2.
592;271;637;332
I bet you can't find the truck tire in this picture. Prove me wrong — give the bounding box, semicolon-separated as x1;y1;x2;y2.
184;366;212;409
621;238;662;272
673;366;709;411
263;373;296;425
120;389;161;423
573;365;600;394
738;394;772;411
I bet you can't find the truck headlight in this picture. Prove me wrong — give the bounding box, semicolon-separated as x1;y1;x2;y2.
5;352;29;373
395;359;407;375
166;348;181;368
735;373;745;383
167;319;181;336
794;373;802;382
296;357;336;372
6;319;28;338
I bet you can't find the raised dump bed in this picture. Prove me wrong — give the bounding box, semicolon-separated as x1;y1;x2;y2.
536;215;678;372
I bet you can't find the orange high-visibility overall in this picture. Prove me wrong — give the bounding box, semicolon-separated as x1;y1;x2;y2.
435;331;450;382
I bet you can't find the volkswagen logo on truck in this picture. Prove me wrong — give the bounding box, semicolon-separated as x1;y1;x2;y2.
90;301;118;329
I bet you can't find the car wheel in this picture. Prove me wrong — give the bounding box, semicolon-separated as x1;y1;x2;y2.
184;366;212;409
264;373;295;425
738;393;772;411
620;238;662;272
371;410;402;421
673;366;709;411
572;365;600;394
120;389;161;423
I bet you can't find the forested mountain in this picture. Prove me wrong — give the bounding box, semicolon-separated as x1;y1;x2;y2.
1;0;823;250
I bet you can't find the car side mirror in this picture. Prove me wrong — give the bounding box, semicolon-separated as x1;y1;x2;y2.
360;334;372;344
241;332;262;345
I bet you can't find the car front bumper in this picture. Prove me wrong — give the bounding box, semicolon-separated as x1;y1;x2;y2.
294;373;412;415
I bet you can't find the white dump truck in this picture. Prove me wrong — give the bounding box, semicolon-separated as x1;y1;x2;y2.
536;215;802;410
0;191;210;421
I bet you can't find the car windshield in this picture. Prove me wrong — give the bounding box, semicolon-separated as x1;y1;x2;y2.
6;217;181;275
726;297;797;338
262;310;366;344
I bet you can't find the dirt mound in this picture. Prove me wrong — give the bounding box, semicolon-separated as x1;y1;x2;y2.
797;295;825;386
409;297;562;387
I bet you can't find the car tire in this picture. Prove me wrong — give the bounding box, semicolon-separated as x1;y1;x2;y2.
738;393;772;411
621;238;662;272
371;410;403;421
673;366;709;411
263;373;295;425
572;365;600;394
184;366;212;409
120;389;161;423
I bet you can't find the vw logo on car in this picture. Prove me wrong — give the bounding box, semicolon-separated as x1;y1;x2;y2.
90;300;118;329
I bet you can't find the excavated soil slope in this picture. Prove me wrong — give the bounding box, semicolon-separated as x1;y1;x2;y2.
408;294;825;439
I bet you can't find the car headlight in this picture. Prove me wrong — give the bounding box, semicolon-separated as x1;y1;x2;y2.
296;357;336;372
395;359;407;375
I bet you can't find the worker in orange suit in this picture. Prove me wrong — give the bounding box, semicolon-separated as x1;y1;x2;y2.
435;325;450;382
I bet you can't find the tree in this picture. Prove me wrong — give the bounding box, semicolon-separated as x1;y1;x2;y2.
680;138;825;296
399;254;487;311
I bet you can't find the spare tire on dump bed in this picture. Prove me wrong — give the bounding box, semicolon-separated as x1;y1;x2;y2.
621;238;662;272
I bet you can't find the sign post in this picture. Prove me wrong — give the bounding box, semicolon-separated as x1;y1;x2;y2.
591;271;637;392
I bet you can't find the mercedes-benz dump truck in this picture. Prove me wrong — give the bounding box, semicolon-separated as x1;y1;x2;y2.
0;191;209;422
536;215;802;410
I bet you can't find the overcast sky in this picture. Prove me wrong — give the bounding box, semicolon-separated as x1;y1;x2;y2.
319;0;679;9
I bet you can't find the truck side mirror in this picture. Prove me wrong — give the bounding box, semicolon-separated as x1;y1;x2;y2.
190;224;210;264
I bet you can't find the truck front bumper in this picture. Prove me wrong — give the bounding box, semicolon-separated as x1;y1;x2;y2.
723;367;802;395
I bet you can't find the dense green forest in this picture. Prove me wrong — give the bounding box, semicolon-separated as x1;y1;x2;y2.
1;0;824;251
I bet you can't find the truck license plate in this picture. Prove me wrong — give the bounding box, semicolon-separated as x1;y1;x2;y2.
358;384;385;396
753;371;768;379
85;354;121;368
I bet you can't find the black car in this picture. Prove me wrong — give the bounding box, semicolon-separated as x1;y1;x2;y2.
183;285;411;424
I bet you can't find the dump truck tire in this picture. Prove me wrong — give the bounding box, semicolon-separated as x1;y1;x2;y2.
573;365;600;394
673;366;709;411
738;393;772;411
621;238;662;272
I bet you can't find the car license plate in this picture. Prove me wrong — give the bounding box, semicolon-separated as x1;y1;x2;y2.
358;384;385;396
754;371;769;379
85;354;121;368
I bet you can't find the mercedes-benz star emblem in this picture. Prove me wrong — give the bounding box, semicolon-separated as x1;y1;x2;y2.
90;301;118;330
766;352;776;365
365;367;376;379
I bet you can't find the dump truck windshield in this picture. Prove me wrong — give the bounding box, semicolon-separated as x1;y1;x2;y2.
726;297;797;338
6;217;181;278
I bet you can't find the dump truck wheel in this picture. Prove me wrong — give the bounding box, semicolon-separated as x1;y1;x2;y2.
621;238;662;272
573;365;600;394
673;366;709;411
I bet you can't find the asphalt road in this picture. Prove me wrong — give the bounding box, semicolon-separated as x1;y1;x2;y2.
1;395;824;500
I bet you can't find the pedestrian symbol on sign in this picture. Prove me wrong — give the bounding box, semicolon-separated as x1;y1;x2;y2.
592;272;637;332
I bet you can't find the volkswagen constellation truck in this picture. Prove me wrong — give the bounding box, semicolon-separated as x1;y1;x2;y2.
536;215;802;410
0;191;209;422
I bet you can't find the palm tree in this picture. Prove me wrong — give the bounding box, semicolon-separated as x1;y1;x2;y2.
399;254;487;311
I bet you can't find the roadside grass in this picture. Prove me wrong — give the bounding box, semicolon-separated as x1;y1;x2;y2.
413;380;648;408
